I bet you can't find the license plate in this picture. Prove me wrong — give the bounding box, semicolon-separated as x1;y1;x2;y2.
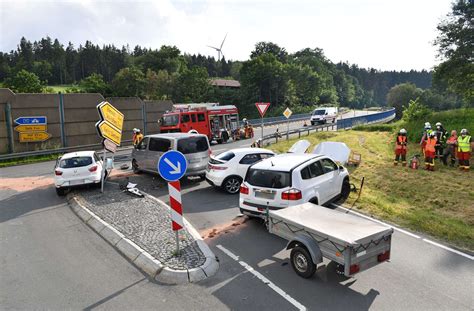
70;180;84;186
254;189;275;199
189;158;200;163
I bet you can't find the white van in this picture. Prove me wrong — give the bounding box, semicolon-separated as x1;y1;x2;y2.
310;107;338;125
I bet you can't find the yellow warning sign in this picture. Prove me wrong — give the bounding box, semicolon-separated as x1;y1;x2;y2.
19;131;52;142
98;102;124;131
283;107;293;119
98;121;122;146
15;124;47;132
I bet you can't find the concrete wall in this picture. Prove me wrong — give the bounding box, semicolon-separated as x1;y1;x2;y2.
0;88;173;154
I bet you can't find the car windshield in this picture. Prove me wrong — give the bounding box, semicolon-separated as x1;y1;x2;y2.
59;156;93;168
313;109;325;115
177;136;209;154
246;169;290;189
162;114;179;126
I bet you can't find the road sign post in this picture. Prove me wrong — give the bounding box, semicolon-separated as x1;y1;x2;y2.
283;107;293;140
96;101;124;193
158;151;188;255
255;103;270;142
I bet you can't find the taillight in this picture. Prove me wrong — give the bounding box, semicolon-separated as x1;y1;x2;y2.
208;149;212;156
281;189;302;200
240;184;249;195
89;165;98;172
208;164;227;170
378;251;390;262
55;169;63;176
349;264;360;274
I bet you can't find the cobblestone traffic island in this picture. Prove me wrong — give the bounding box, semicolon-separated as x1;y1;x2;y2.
77;183;206;271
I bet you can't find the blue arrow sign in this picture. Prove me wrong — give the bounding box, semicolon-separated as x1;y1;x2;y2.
14;116;47;125
158;151;188;182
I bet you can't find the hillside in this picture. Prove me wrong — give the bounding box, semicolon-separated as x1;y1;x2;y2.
270;109;474;251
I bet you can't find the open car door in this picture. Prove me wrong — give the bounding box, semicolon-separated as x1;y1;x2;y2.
312;141;351;165
288;140;311;154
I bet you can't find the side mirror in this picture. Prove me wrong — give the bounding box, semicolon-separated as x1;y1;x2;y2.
339;165;344;171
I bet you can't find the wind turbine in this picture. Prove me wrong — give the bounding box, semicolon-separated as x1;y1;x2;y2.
207;33;227;61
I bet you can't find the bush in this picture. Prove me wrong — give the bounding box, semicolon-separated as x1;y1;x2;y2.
402;98;432;122
4;70;44;93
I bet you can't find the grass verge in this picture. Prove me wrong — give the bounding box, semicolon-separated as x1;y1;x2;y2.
0;154;61;168
269;129;473;251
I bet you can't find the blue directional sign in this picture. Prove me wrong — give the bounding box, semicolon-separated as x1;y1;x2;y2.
158;151;188;182
14;116;47;125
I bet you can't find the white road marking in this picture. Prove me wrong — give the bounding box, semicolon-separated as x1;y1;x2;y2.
422;239;474;260
216;244;306;311
331;204;473;260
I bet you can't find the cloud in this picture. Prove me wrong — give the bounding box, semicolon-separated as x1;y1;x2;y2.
0;0;451;70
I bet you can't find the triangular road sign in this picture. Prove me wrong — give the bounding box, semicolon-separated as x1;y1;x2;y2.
255;102;270;117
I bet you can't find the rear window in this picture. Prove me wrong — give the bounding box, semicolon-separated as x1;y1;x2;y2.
216;151;235;161
246;169;290;189
177;136;209;154
60;156;93;168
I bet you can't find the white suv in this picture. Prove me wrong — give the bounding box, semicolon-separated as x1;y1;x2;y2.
239;153;350;217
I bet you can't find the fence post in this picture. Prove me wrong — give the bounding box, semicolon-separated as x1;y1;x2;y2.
5;103;14;153
142;101;147;135
58;92;67;147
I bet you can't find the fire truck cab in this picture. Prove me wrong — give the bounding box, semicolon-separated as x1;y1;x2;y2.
159;103;239;144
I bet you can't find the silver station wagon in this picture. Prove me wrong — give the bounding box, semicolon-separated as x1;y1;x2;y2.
131;133;211;179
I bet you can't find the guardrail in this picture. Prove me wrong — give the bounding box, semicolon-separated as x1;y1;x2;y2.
260;108;396;145
242;112;311;126
0;140;134;161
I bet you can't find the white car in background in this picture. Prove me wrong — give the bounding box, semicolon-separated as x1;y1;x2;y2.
54;151;107;196
239;153;350;217
206;148;275;194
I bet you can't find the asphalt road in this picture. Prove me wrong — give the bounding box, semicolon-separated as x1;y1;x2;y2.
2;109;472;310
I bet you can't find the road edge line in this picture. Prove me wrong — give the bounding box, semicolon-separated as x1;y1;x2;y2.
216;244;306;311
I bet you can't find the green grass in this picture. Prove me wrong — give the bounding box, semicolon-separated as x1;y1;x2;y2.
269;112;474;251
0;154;61;167
45;85;83;93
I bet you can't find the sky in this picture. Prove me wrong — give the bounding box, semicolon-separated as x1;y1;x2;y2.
0;0;452;71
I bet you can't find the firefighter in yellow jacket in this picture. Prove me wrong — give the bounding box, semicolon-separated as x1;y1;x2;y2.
132;128;144;147
457;129;472;171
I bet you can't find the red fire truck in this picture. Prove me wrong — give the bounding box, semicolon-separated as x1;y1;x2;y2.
159;103;240;143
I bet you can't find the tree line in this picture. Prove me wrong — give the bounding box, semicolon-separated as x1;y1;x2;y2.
0;0;470;120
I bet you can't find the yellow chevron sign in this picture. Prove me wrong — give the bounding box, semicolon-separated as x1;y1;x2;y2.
15;124;48;132
19;131;52;142
97;121;122;146
98;102;124;131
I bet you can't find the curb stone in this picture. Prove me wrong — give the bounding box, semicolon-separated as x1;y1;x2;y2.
66;192;219;284
146;194;219;283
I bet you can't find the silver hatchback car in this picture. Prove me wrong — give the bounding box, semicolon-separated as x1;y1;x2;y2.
131;133;211;179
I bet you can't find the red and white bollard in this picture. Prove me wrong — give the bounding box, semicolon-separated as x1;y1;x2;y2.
168;181;183;253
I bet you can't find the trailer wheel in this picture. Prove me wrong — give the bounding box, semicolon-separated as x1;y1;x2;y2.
290;246;316;278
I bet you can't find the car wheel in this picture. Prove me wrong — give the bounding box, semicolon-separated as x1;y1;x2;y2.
337;178;351;203
290;246;316;278
222;176;242;194
56;187;66;196
132;160;141;174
